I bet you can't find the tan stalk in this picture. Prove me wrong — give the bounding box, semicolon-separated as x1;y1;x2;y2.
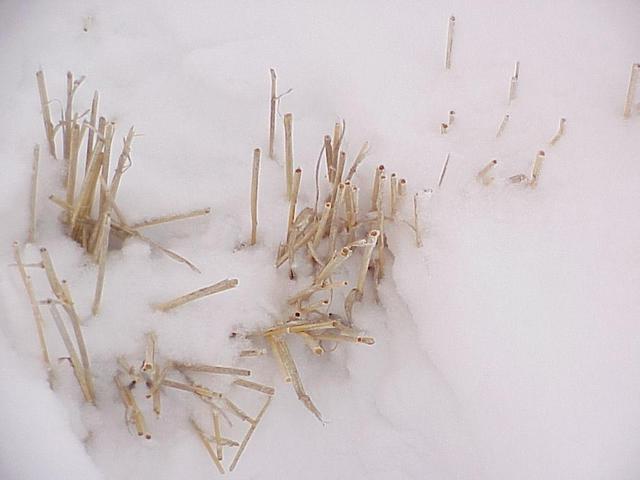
445;15;455;69
265;335;291;383
91;213;111;315
250;147;261;245
223;397;255;424
324;135;334;181
268;69;278;158
212;411;223;461
40;248;95;401
316;246;352;284
284;113;294;198
345;141;370;181
370;165;385;211
287;280;347;305
49;302;92;401
141;332;157;373
286;167;302;242
162;379;223;398
549;118;567;145
191;418;225;474
233;378;275;396
109;126;135;204
529;150;546;188
623;63;640;118
63;72;73;161
28;145;40;243
66;123;80;218
276;221;317;267
35;70;56;158
508;61;520;103
114;373;150;438
328;183;346;253
173;362;250;376
262;320;338;337
331;122;343;180
152;278;239;312
13;242;51;374
390;173;398;217
508;173;528;184
129;207;211;230
69;138;104;237
477;159;498;185
438;153;450;188
413;193;424;248
398;178;407;196
86;91;99;167
229;396;272;472
312;202;332;247
356;230;380;294
152;366;162;416
239;349;266;357
440;123;448;134
98;122;115;220
312;333;375;345
271;335;322;422
496;113;510;137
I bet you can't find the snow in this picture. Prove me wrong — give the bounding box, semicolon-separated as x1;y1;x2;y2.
1;1;640;479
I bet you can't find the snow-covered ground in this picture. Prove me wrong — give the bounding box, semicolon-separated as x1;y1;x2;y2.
1;1;640;479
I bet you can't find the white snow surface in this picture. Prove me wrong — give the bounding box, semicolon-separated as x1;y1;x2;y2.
1;1;640;479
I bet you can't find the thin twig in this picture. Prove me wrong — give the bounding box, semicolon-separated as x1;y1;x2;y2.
152;279;239;312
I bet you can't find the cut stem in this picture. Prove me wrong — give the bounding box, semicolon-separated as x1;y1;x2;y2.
623;63;640;118
91;213;111;315
229;396;272;472
284;113;294;198
529;150;546;188
28;145;39;243
445;15;455;69
153;279;239;312
35;70;56;158
250;148;261;245
496;113;510;137
269;69;277;159
549;118;567;145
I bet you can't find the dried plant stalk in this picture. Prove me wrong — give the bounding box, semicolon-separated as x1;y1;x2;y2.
312;333;375;345
115;373;150;438
49;302;92;401
355;230;380;294
438;153;450;188
153;278;238;312
262;319;338;336
529;150;546;188
40;248;95;401
413;193;424;248
496;113;510;137
312;202;332;247
508;173;528;184
86;91;99;166
268;69;277;159
549;118;567;145
331;122;343;179
91;213;111;315
390;173;398;217
98;121;115;220
212;411;223;461
173;362;250;376
162;379;223;398
370;165;385;210
287;280;347;305
229;396;272;472
152;366;162;416
191;418;225;474
346;142;370;182
324;135;334;181
284;113;294;198
110;126;135;203
35;70;56;158
440;123;449;135
129;207;211;230
398;178;407;196
508;61;520;103
250;148;261;245
286;167;302;242
623;63;640;118
13;242;51;373
477;159;497;186
63;72;74;161
316;246;352;284
141;332;157;373
448;110;456;125
233;378;275;396
271;335;322;421
69;138;104;235
328;183;346;253
445;15;455;69
223;397;254;424
239;349;265;358
28;145;39;243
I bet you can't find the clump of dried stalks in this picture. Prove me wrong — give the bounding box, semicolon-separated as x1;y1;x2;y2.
36;70;211;315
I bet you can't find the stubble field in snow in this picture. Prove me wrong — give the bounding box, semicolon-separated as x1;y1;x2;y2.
1;1;640;479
